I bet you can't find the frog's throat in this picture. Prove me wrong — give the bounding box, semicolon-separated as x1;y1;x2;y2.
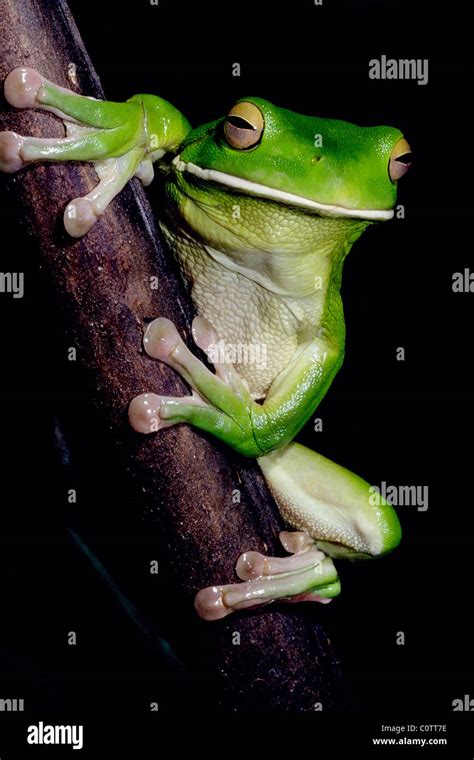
172;155;394;222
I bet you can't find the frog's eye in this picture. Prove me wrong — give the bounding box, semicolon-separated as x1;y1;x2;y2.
389;137;413;181
224;101;264;150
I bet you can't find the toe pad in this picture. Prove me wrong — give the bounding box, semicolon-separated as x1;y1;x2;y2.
4;67;44;109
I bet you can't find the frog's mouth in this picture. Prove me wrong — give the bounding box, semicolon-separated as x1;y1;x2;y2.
172;156;394;222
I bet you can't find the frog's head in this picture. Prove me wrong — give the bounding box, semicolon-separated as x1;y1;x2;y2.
174;97;412;223
169;99;412;281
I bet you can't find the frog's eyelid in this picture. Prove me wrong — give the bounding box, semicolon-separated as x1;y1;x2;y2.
226;115;256;131
395;153;412;164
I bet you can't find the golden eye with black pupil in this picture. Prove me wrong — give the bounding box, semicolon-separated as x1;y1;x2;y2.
389;137;413;181
224;101;264;150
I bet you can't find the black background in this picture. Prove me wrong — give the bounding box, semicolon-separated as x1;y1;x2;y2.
0;0;473;752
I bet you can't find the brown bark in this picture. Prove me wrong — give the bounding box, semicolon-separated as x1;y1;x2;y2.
0;0;340;710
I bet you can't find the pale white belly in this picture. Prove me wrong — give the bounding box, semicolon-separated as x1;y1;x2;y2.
161;226;308;399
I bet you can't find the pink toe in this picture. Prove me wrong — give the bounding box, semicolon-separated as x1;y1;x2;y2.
279;531;314;554
0;131;25;172
143;318;181;360
191;316;219;353
128;393;163;434
194;586;232;621
4;67;44;109
236;551;266;580
64;198;98;238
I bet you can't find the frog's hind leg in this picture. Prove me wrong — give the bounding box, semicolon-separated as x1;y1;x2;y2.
195;531;340;621
258;442;402;560
194;441;403;620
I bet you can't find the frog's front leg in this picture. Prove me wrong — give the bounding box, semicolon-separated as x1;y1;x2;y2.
0;67;190;236
129;315;264;456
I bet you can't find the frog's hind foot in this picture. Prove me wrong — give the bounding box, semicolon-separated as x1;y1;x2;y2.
194;531;341;621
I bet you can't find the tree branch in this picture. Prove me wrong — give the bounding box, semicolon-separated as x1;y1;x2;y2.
0;0;340;711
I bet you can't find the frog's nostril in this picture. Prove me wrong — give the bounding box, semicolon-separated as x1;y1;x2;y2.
389;137;412;181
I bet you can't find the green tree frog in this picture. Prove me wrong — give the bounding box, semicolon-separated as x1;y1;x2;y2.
0;68;412;620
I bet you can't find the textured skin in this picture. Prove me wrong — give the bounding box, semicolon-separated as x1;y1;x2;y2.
260;443;401;557
161;226;299;397
268;478;372;552
161;175;368;399
179;97;403;212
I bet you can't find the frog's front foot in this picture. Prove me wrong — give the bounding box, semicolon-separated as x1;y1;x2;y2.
0;68;148;236
0;67;188;237
129;316;264;457
194;531;340;621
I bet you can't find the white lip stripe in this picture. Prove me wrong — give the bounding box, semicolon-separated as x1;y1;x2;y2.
173;155;394;221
